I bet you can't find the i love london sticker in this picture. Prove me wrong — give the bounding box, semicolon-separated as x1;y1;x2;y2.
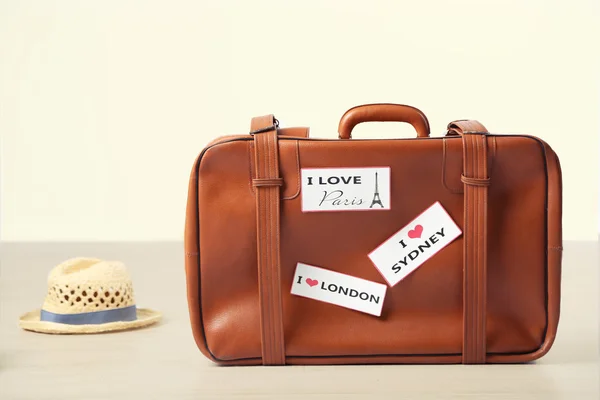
368;202;462;287
290;263;387;316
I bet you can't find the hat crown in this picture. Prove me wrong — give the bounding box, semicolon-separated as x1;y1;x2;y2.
42;258;135;314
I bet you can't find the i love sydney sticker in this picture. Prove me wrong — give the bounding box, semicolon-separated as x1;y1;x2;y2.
368;201;462;287
290;263;387;316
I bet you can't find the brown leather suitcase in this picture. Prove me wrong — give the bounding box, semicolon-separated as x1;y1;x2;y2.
184;104;562;365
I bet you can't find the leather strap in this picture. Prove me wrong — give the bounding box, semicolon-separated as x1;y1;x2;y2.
279;127;310;138
250;114;286;365
447;119;488;135
448;120;489;364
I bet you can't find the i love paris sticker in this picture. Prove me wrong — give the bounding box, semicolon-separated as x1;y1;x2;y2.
368;201;462;287
300;167;391;212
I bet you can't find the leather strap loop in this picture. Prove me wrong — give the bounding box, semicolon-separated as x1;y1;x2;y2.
251;114;286;365
461;132;489;364
253;178;284;187
461;175;490;187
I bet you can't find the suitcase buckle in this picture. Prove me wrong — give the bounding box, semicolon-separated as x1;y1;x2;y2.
249;118;279;135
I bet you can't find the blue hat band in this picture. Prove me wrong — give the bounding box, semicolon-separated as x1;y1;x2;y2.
40;305;137;325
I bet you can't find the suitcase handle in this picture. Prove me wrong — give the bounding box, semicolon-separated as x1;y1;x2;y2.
338;103;430;139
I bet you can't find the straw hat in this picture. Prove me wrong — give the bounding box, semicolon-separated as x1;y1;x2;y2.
19;257;161;334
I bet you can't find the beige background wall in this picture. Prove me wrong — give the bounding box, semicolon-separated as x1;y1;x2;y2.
1;0;598;241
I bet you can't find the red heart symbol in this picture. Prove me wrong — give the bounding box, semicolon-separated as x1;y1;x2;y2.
306;278;318;287
408;225;423;239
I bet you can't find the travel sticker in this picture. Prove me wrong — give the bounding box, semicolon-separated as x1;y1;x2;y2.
290;262;387;316
368;201;462;287
300;167;391;212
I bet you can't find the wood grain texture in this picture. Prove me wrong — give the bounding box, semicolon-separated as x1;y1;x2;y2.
0;241;598;400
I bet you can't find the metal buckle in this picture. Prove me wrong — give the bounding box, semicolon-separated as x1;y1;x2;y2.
249;118;279;135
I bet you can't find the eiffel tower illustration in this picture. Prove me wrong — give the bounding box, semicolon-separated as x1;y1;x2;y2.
369;172;384;208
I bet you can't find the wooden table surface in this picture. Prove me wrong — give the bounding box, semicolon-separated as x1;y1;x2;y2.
1;241;598;400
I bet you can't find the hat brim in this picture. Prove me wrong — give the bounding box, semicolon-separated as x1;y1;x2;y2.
18;308;162;334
